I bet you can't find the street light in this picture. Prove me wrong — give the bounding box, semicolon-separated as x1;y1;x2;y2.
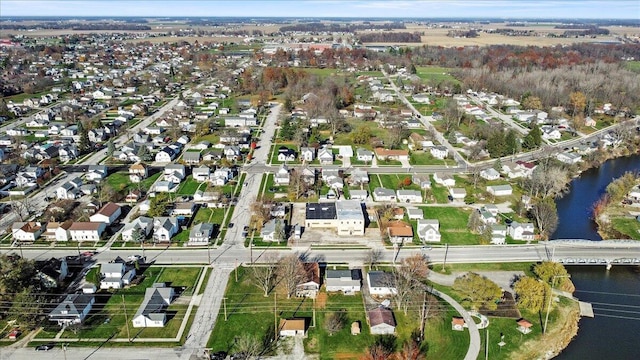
543;274;571;334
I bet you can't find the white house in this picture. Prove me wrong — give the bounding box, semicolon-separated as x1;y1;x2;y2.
189;223;214;246
508;221;535;241
300;147;315;162
417;219;441;242
356;148;374;163
48;294;95;326
43;221;72;242
556;152;582;165
278;319;306;337
129;163;148;183
433;173;455;187
367;271;397;296
396;190;422;203
12;222;45;242
86;165;108;182
69;222;106;242
480;168;501;181
99;262;136;289
372;187;396;202
430;146;449;160
153;217;179;243
155;146;178;163
89;202;122;225
368;307;396;335
449;188;466;201
274;164;290;185
261;219;285;242
132;283;174;328
121;216;153;242
487;184;513;197
277;147;297;162
325;269;361;294
491;225;507;245
317;147;334;165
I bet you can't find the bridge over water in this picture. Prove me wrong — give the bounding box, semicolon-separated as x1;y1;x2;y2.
548;239;640;269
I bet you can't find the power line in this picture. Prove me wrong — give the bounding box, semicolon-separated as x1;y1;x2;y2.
574;290;640;297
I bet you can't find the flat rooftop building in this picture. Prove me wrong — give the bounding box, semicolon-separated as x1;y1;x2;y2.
305;200;365;236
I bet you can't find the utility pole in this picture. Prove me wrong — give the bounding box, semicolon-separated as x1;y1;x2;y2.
223;297;227;321
207;241;211;264
312;297;316;328
442;243;449;271
122;294;131;341
235;259;238;282
485;329;489;360
544;275;570;334
419;290;427;340
273;293;278;341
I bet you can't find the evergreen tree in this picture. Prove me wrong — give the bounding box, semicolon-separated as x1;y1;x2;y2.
137;144;152;161
77;121;90;153
523;124;543;150
106;138;115;156
409;63;417;74
505;130;519;155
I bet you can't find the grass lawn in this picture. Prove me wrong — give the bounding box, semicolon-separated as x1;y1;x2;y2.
610;217;640;240
194;207;226;225
419;207;479;245
207;266;315;353
261;173;289;199
430;183;450;204
193;133;220;144
270;143;300;165
415;66;460;84
177;175;204;195
106;172;161;193
58;266;200;341
369;174;421;192
410;151;449;166
333;120;388;149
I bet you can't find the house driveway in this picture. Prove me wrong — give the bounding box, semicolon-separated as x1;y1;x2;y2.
399;157;411;168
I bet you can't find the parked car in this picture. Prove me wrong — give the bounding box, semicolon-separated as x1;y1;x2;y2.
35;343;55;351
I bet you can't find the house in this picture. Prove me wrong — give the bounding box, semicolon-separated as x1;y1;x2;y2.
372;187;396;202
407;208;423;220
43;221;72;242
86;165;108;182
325;269;362;294
212;167;233;186
374;148;409;161
154;181;177;193
433;173;455;187
261;219;285;242
277;147;297;162
132;283;175;328
412;93;430;104
270;204;287;218
90;202;122;224
368;307;396;335
298;166;316;185
274;164;290;185
100;262;136;289
69;222;106;242
189;223;214;246
417;219;441;242
508;221;535;241
153;217;179;243
182;151;202;165
279;319;306;337
449;188;467;201
480;168;501;181
223;145;241;161
356;148;374;162
12;222;46;242
349;168;369;186
296;263;321;298
164;164;186;183
48;294;95;326
412;174;432;190
479;209;498;225
300;147;315;162
491;225;507;245
172;202;196;216
56;178;82;200
155;146;178;163
317;147;334;165
193;166;211;183
304;201;366;236
557;152;582;165
452;317;466;331
430;146;449;160
58;145;79;161
122;216;153;242
350;190;369;201
387;221;413;245
517;318;533;334
129;163;148;183
367;271;396;296
487;184;513;197
397;190;422;203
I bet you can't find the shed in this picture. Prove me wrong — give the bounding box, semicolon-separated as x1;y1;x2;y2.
279;318;306;337
351;321;361;335
452;317;466;331
517;318;533;334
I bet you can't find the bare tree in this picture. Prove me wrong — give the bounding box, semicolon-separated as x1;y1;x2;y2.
531;197;558;240
387;254;429;315
250;197;273;232
364;248;383;270
249;253;279;297
324;309;347;335
524;165;569;199
10;196;36;222
276;254;305;298
233;333;262;360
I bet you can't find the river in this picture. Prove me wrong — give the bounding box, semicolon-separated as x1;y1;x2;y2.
551;154;640;359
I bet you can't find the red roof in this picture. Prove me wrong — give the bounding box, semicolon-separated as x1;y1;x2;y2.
96;202;120;217
517;319;532;328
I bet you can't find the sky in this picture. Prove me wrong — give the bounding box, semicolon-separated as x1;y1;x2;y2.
1;0;639;19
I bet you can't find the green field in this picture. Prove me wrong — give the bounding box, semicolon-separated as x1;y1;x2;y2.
410;151;450;166
194;206;226;225
106;172;161;193
415;66;460;84
177;175;205;195
419;207;479;245
610;217;640;240
625;61;640;73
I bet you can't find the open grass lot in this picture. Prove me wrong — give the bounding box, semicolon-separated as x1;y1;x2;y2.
53;266;201;341
420;207;479;245
415;66;460;84
106;171;161;193
410;151;450;166
194;206;226;225
626;61;640;73
333;120;388;150
610;217;640;240
369;174;421;193
430;182;450;204
207;266;315;353
177;175;204;195
261;173;289;199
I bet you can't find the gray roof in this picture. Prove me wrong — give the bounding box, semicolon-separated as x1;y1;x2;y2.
49;294;94;319
326;269;361;281
190;223;214;238
373;187;395;197
100;262;124;275
367;271;392;288
183;151;201;161
135;283;173;318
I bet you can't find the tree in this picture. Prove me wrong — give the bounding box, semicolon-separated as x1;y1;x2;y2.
522;124;542;150
250;197;272;231
324;309;347;335
513;276;549;313
276;254;305;298
77;121;90;153
352;125;372;145
106;138;115;156
9;288;45;329
233;333;262;360
98;183;118;207
249;255;279;297
530;197;558;239
388;254;429;315
9;196;36;222
522;96;543;110
569;91;586;117
274;220;285;243
364;248;383;270
408;63;417;75
452;272;502;310
147;193;170;218
533;262;569;288
137;144;152;161
467;210;483;233
397;335;426;360
362;336;396;360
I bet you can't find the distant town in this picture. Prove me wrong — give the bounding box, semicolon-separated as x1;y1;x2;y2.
0;14;639;360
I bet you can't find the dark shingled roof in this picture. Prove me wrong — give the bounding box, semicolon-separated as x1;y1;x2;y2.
305;203;336;220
